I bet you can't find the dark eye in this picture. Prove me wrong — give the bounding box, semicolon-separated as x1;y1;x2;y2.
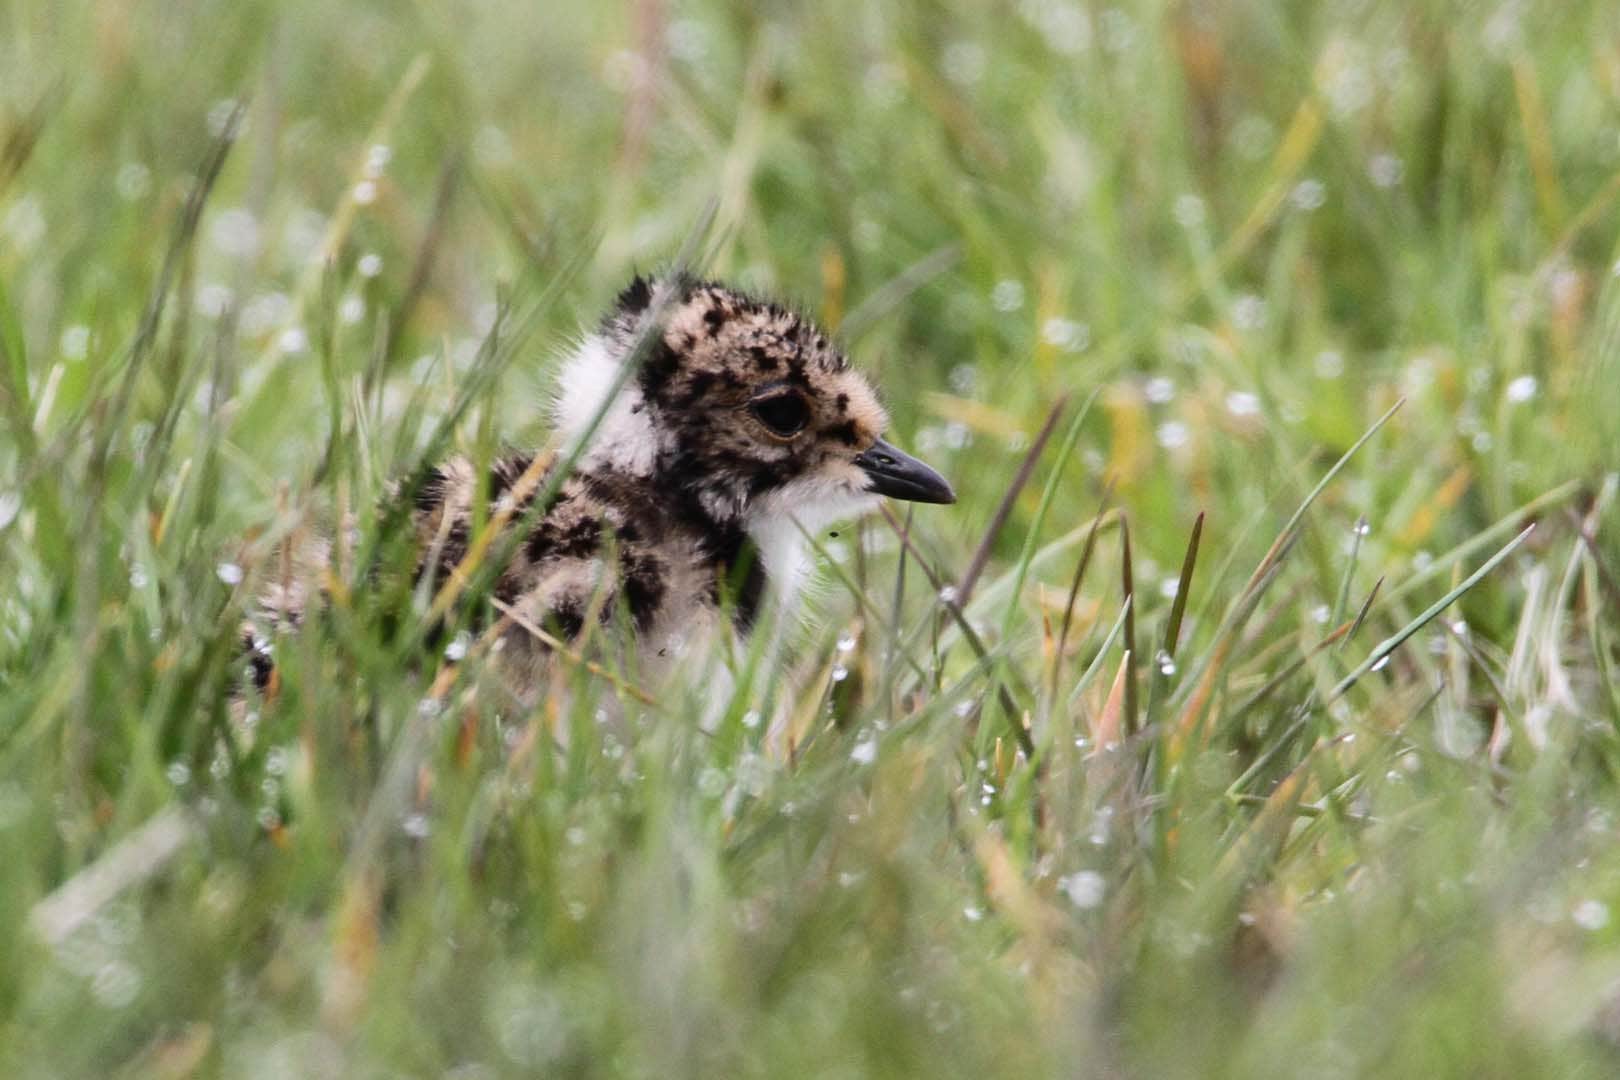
749;392;810;439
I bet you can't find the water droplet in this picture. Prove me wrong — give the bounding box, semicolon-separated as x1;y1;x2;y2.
1230;295;1267;332
830;665;850;684
444;632;471;662
1368;153;1404;188
1060;870;1106;909
990;279;1025;312
352;179;378;206
1172;193;1206;227
850;739;877;765
210;207;260;259
401;813;430;839
338;293;365;326
1314;350;1345;379
91;960;142;1008
215;562;243;586
277;326;308;355
1155;650;1177;677
1156;420;1189;449
1040;317;1091;352
565;825;586;846
1144;375;1175;404
962;905;984;922
1573;899;1610;931
1225;390;1262;416
114;161;151;201
58;324;91;361
947;363;977;394
1289;178;1326;211
836;631;857;654
1505;374;1538;404
165;760;191;787
953;698;976;719
937;585;959;606
363;143;392;179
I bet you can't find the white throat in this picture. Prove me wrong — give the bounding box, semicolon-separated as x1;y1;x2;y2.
746;486;880;606
550;334;666;477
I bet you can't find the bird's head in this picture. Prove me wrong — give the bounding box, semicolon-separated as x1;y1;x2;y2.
553;275;954;532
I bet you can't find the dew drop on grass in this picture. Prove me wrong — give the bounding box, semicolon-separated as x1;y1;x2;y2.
830;664;849;683
1155;650;1177;677
962;905;984;922
1290;178;1326;211
1225;389;1261;416
1060;870;1106;909
165;760;190;787
115;161;151;200
937;585;959;606
990;279;1025;312
1573;899;1610;931
850;739;877;765
836;631;857;653
1156;421;1189;449
444;632;470;661
215;562;243;586
1145;375;1175;403
338;292;365;325
91;960;141;1009
1505;375;1538;404
277;326;308;355
357;252;384;278
401;813;430;839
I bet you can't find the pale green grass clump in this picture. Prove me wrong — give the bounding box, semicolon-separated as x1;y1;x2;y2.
3;2;1620;1076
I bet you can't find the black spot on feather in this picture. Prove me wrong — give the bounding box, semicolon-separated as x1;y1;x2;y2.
615;275;653;316
622;552;667;632
413;466;447;512
825;420;860;447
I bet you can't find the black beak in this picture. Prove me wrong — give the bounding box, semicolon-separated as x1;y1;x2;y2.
855;438;956;505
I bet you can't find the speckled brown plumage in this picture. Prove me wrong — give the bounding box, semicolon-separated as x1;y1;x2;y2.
241;274;954;701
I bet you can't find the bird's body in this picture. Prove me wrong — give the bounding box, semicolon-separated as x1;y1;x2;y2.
243;275;953;699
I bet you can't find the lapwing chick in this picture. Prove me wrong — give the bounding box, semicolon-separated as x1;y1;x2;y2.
246;274;954;698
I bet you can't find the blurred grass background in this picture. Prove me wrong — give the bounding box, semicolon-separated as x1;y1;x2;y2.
3;0;1620;1076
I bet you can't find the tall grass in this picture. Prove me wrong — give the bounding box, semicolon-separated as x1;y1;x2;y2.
3;1;1620;1075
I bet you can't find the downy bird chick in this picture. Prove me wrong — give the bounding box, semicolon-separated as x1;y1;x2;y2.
244;274;953;698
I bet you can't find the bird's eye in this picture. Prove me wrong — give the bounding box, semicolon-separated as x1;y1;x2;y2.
748;392;810;440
